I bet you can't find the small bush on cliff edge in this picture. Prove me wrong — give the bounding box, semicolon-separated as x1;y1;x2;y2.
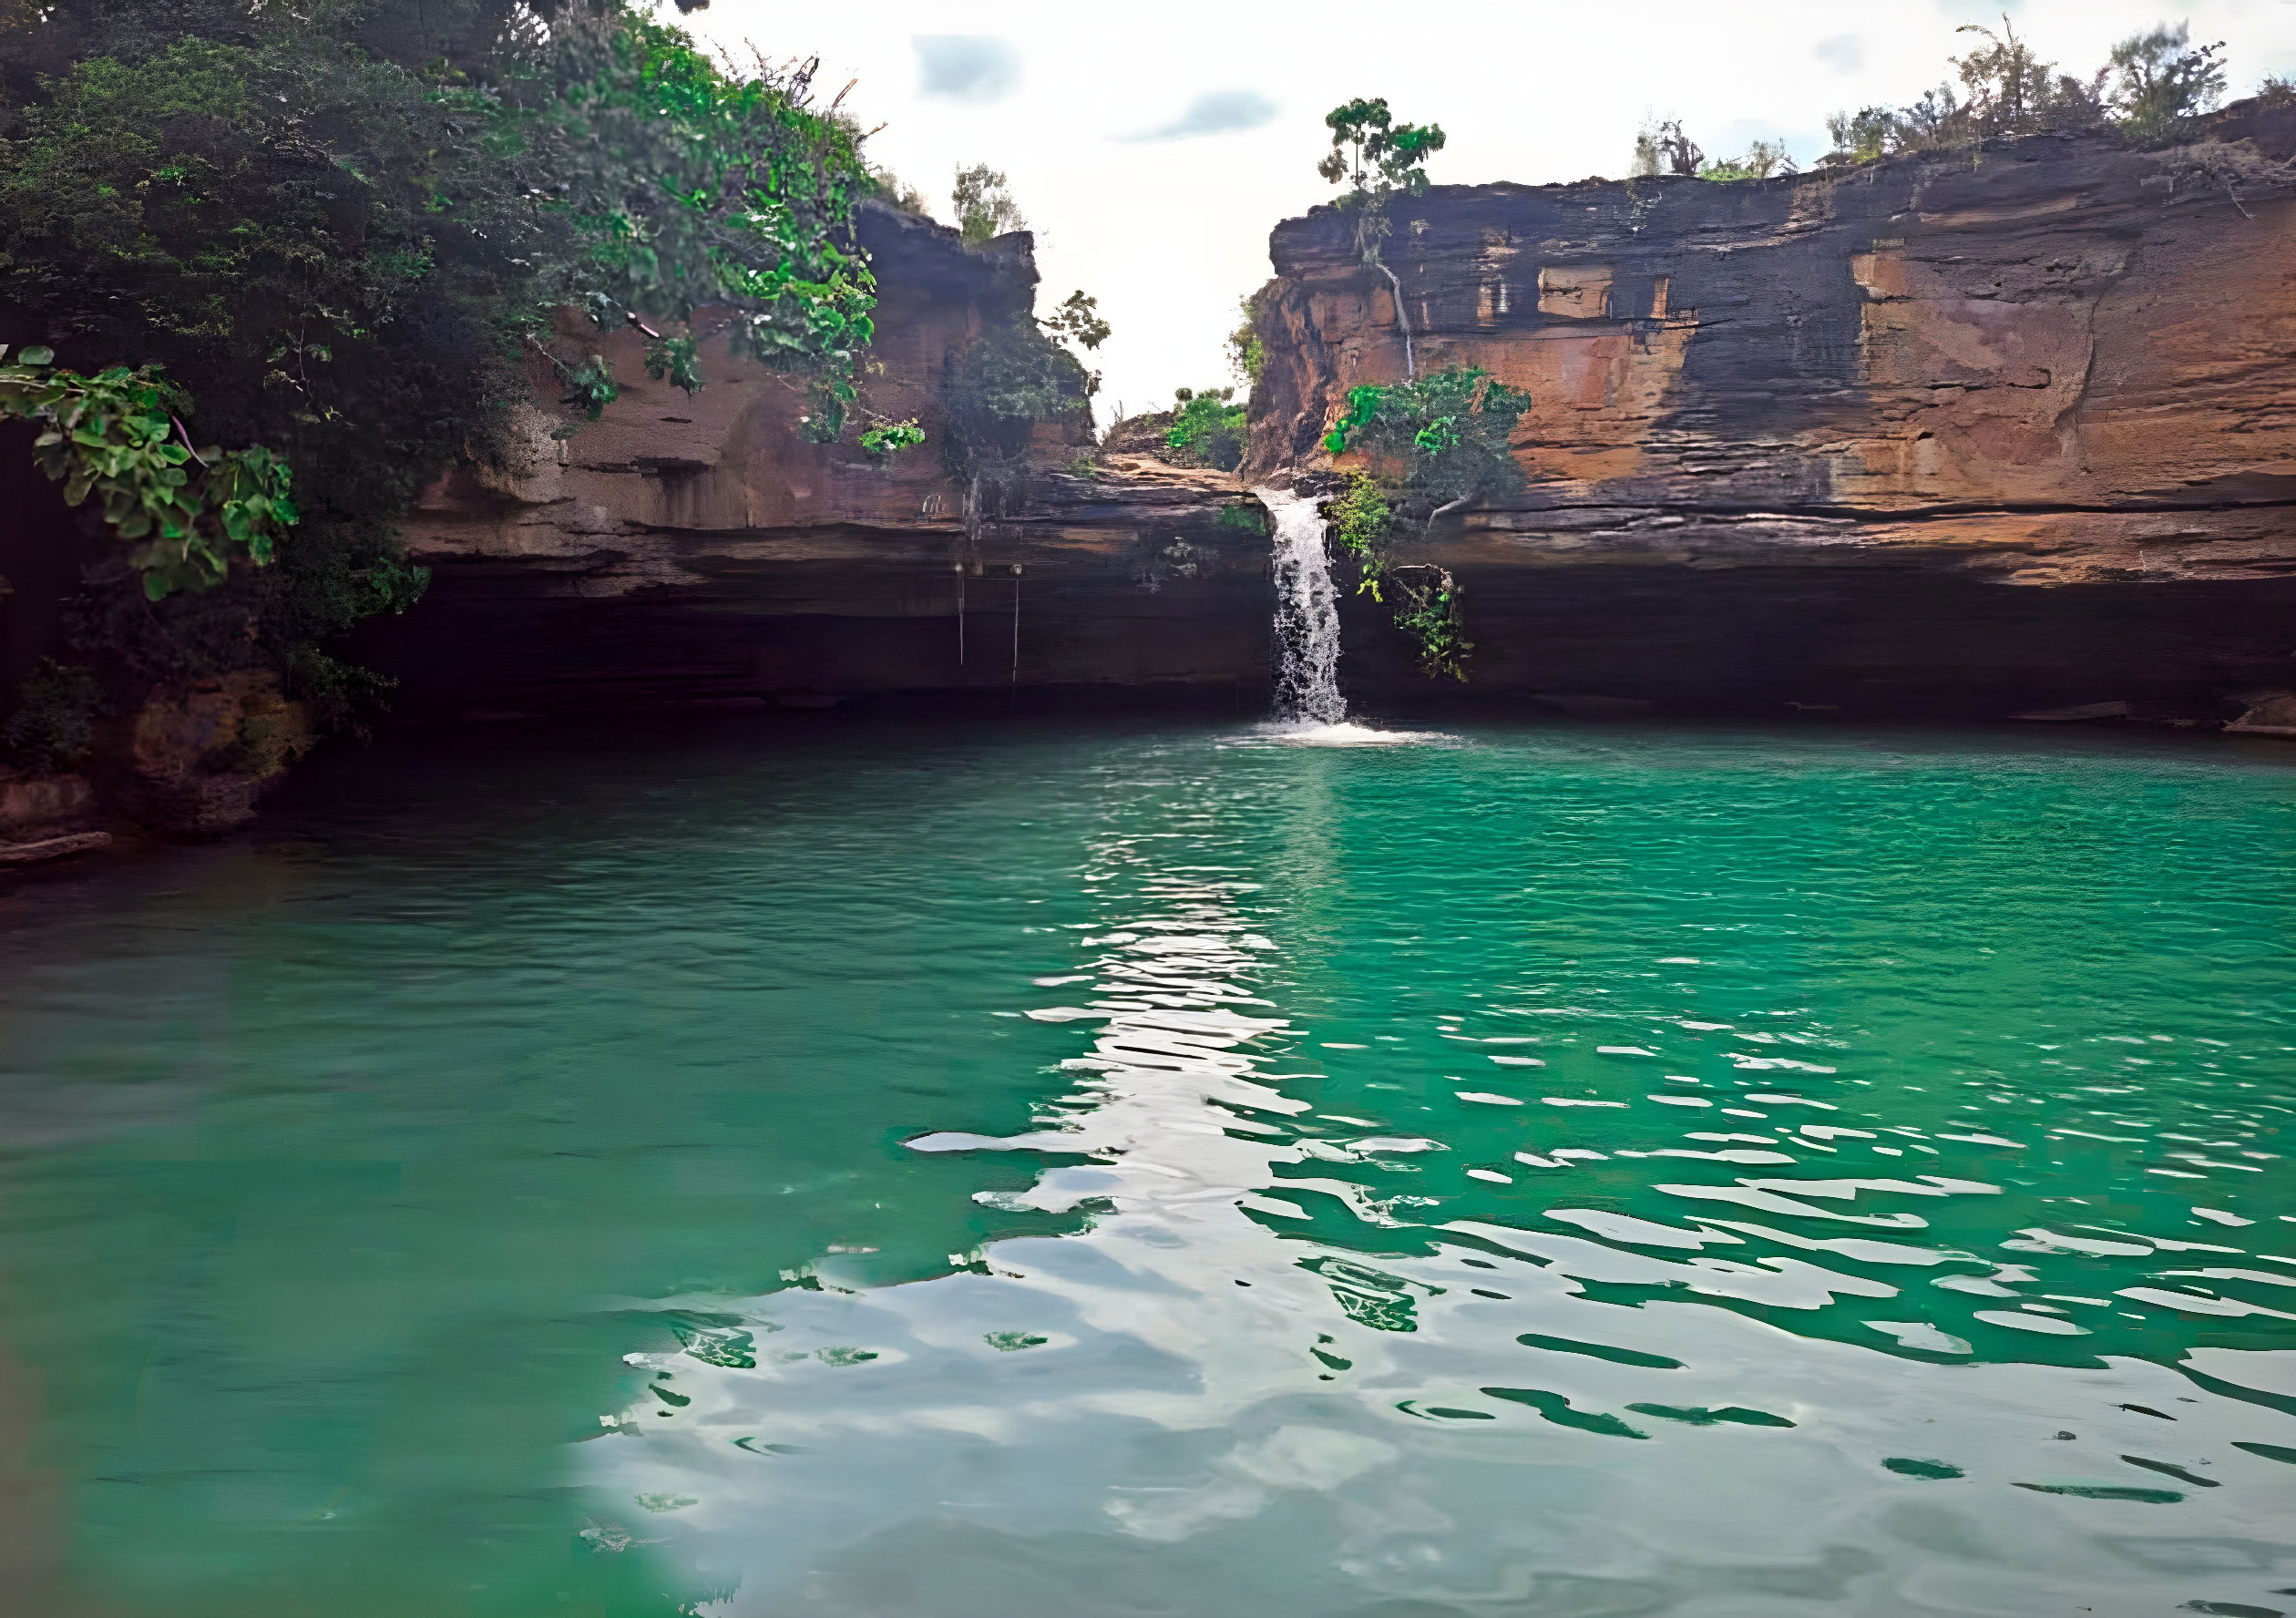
952;163;1027;246
942;276;1109;478
1228;292;1269;387
1164;388;1248;471
1819;15;2233;164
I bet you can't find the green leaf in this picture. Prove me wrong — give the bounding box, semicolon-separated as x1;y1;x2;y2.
18;346;55;367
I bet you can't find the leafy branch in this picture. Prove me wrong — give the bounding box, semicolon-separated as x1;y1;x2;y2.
1320;364;1532;680
858;419;925;460
0;346;297;599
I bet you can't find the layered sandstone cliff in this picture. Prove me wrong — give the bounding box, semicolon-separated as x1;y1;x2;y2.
1249;104;2296;713
370;106;2296;728
361;204;1269;715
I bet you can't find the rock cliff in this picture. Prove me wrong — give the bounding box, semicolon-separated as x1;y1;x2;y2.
359;204;1269;717
369;106;2296;730
13;112;2296;858
1249;104;2296;715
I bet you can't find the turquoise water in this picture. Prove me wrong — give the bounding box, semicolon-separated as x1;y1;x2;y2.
2;717;2293;1617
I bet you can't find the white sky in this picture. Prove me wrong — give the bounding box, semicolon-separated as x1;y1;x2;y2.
688;0;2296;420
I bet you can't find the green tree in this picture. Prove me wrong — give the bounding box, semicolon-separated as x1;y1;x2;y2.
1824;106;1900;165
1699;138;1796;181
0;18;531;686
1041;289;1112;396
1818;15;2249;167
0;349;297;599
951;163;1026;245
2106;23;2228;140
1162;388;1246;471
941;323;1092;479
1950;15;2106;137
527;26;885;441
1316;97;1447;377
1043;291;1111;355
1226;292;1267;387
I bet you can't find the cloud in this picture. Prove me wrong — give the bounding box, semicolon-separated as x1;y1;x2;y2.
1115;89;1278;143
913;36;1020;105
1814;34;1863;73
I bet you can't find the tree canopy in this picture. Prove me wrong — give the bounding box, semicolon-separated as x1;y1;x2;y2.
1820;16;2230;166
0;0;904;727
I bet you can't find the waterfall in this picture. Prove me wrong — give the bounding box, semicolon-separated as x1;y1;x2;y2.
1256;486;1348;728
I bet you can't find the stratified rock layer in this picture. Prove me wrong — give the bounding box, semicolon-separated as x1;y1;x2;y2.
364;113;2296;724
364;204;1270;715
1249;107;2296;713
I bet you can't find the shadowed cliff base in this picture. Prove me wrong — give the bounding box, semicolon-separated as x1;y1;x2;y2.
350;552;2296;731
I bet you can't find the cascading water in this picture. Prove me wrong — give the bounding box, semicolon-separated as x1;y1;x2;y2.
1256;486;1348;728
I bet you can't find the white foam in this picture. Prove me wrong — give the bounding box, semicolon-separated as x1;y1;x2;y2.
1245;720;1443;747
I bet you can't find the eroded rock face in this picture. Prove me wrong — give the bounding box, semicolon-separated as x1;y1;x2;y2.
369;204;1270;714
1254;110;2296;570
1246;107;2296;714
0;771;92;838
364;115;2296;725
126;671;313;835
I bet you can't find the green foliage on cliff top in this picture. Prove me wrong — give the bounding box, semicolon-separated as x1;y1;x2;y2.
1820;16;2230;165
1317;96;1448;255
1163;388;1247;471
1698;140;1797;182
531;21;883;439
1317;97;1446;377
952;162;1026;246
1654;17;2244;180
2106;23;2230;142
